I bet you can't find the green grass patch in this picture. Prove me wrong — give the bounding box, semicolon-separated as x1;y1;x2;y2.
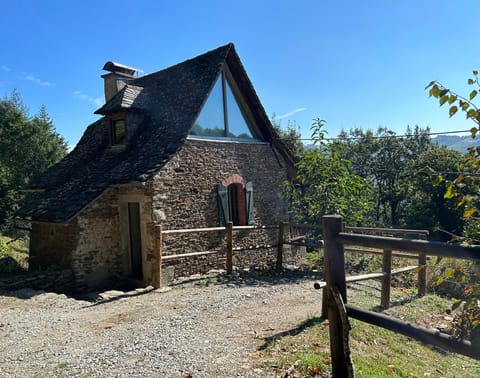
257;286;480;377
0;234;29;273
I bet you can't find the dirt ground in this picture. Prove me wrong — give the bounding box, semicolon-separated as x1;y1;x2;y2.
0;270;324;377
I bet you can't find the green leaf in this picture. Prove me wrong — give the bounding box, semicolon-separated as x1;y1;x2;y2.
470;90;478;100
435;276;444;286
447;95;457;104
467;109;478;121
439;95;448;106
461;101;470;111
444;182;456;199
429;84;440;97
445;268;454;278
473;70;478;76
449;105;458;117
432;175;444;185
471;126;478;137
468;78;475;85
455;196;465;207
464;206;476;219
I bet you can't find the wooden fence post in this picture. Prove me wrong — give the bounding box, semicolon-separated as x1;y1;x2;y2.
152;224;163;289
276;222;284;270
381;249;392;309
322;215;354;377
417;233;427;297
226;222;233;274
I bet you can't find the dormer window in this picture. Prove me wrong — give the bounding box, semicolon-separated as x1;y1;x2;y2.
111;118;127;145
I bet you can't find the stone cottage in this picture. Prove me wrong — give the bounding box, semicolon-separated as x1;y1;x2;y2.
17;43;298;290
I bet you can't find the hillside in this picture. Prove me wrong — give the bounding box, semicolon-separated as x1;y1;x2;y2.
432;134;480;152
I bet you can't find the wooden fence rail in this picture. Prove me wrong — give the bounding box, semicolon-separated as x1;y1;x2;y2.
322;214;480;377
153;222;281;287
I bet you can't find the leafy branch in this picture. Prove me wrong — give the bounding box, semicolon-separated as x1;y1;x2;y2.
426;70;479;133
426;70;480;219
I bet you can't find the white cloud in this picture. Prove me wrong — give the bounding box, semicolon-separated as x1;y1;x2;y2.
73;91;103;106
1;65;11;72
276;107;308;120
25;75;55;87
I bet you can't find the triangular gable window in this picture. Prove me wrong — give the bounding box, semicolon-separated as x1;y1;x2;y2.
190;70;260;141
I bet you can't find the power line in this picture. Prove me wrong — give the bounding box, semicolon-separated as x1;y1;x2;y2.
291;129;473;142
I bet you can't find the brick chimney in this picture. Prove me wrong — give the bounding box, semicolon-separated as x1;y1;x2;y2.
102;61;142;102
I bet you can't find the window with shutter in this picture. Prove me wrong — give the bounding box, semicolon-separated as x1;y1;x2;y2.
217;181;254;226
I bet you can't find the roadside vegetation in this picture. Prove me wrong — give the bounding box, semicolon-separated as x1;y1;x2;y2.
257;281;480;377
0;234;28;274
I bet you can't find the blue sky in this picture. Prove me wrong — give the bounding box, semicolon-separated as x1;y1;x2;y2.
0;0;478;146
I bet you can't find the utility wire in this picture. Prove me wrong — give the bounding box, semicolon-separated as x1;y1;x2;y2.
290;129;473;142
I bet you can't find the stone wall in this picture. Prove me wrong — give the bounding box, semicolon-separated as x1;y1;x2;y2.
28;139;299;290
71;185;153;290
150;139;301;281
29;222;78;269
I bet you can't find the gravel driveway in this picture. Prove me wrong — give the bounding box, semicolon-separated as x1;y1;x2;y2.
0;270;323;377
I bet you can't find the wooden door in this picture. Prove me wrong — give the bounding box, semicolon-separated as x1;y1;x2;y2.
128;202;143;279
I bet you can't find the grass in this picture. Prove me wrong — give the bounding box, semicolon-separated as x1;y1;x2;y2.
0;234;29;274
257;284;480;377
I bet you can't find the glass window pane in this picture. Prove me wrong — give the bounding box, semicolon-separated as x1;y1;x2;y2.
225;79;256;139
190;76;225;137
113;119;127;144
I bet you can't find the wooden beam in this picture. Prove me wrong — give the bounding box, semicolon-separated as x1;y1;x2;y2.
347;271;387;282
276;222;284;270
162;226;226;234
152;225;162;289
161;224;278;235
345;248;420;260
282;241;324;248
418;233;427;296
323;215;353;377
162;250;221;261
288;234;307;242
346;304;479;360
391;265;418;275
381;250;392;309
226;221;233;274
339;232;480;261
345;226;429;236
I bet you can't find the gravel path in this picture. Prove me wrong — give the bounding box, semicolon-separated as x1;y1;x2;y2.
0;270;323;377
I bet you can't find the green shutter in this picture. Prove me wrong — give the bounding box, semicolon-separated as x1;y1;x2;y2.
217;184;229;226
245;181;254;225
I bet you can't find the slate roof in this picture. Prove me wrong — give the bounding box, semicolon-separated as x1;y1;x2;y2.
17;43;294;223
95;85;146;114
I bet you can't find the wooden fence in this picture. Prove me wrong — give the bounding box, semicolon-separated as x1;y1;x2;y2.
152;222;280;287
322;214;480;377
315;225;429;315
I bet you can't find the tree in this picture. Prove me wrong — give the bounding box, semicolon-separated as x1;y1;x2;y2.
335;126;433;227
401;146;464;240
0;91;67;235
270;116;305;160
284;119;372;225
